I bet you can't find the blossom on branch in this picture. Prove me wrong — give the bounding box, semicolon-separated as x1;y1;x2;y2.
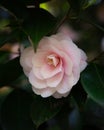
20;33;87;98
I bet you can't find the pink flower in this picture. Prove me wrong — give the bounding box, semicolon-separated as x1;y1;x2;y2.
20;33;87;98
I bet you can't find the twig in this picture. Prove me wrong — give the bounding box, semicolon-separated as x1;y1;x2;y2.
90;51;104;62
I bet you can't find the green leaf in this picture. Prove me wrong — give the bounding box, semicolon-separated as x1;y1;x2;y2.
0;28;25;47
67;0;98;14
1;89;35;130
81;63;104;107
0;51;10;64
23;8;56;49
82;0;98;9
0;0;51;20
31;96;64;128
11;74;33;93
0;57;23;87
83;98;104;129
0;20;9;30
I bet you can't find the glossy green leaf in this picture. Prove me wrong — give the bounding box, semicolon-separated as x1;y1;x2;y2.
0;57;23;87
81;63;104;107
23;8;56;49
1;89;35;130
31;96;64;128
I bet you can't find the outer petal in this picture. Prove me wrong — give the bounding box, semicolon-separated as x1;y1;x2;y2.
29;70;46;89
53;92;69;98
79;49;88;72
32;86;56;98
20;46;34;76
57;74;74;94
72;67;80;85
46;70;64;88
32;51;48;79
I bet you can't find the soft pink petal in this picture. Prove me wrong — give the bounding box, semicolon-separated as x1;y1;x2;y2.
53;92;69;98
20;46;34;76
58;39;81;67
57;74;74;94
32;86;56;98
57;51;73;76
46;70;64;88
32;67;44;80
79;49;88;72
38;34;81;69
29;70;46;89
41;59;63;79
32;51;48;68
72;67;80;85
31;51;49;79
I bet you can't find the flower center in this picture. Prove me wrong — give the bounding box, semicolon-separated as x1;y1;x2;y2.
47;54;60;67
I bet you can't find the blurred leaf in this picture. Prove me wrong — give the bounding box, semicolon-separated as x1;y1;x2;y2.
67;0;98;17
23;8;56;49
0;20;9;30
11;74;33;93
71;82;87;107
0;0;27;19
0;51;10;64
1;89;35;130
31;96;64;128
0;0;51;20
82;0;98;9
0;57;23;87
69;107;81;130
83;98;104;129
81;63;104;107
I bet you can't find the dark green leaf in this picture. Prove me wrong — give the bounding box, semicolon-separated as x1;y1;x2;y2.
1;89;35;130
83;98;104;129
81;63;104;107
82;0;98;9
0;0;51;20
0;51;10;64
0;87;13;117
67;0;98;15
0;28;26;47
71;82;87;107
0;57;23;87
11;74;33;93
31;96;64;127
23;8;56;49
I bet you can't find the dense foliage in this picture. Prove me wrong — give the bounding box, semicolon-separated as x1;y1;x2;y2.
0;0;104;130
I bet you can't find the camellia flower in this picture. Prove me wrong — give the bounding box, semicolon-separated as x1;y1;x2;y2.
20;33;87;98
